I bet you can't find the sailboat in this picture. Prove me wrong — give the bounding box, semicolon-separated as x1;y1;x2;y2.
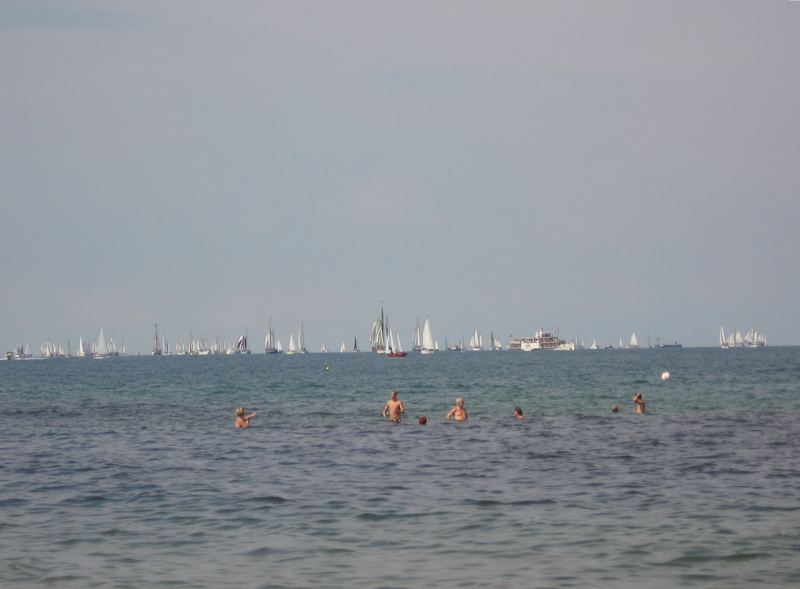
286;333;297;355
94;327;110;358
387;329;407;357
470;329;483;351
264;317;278;353
589;339;599;350
340;342;346;353
420;319;435;354
276;339;283;353
152;323;162;356
411;318;422;352
321;343;328;353
298;323;307;354
629;333;639;349
353;336;360;352
489;331;503;351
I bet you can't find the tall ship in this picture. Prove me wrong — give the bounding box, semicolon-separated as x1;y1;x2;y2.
370;306;389;353
520;328;575;351
232;333;250;354
507;336;522;351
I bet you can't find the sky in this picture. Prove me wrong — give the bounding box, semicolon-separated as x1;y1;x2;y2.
1;1;799;352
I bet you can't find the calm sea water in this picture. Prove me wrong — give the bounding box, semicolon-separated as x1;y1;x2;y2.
1;348;799;588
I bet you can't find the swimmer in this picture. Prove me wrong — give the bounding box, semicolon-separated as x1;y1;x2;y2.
418;415;427;425
632;392;645;414
446;397;469;423
382;390;405;422
235;407;257;428
513;406;524;419
611;404;620;413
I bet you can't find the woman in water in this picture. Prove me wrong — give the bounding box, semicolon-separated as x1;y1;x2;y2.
235;407;257;428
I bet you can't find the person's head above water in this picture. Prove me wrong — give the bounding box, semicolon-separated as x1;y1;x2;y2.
418;416;427;425
455;397;464;406
236;407;244;417
390;390;398;400
612;405;620;413
513;406;523;418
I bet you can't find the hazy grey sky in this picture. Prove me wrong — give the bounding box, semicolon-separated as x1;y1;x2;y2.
2;1;799;352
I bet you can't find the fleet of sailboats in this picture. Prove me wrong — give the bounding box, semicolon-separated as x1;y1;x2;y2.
10;316;773;358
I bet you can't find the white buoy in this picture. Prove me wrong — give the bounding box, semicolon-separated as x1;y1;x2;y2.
661;371;671;382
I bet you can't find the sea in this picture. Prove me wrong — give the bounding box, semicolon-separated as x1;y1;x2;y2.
1;348;799;588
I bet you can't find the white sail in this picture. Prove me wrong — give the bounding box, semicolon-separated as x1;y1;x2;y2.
396;333;404;353
386;328;394;355
629;333;639;349
298;323;307;353
340;342;346;353
321;343;328;353
287;333;296;354
77;337;86;358
421;318;435;353
96;327;109;356
435;340;439;351
276;339;283;353
411;318;422;351
720;326;727;348
619;337;624;349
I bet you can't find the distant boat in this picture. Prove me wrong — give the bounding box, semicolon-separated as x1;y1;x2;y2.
744;328;767;348
411;318;422;352
152;323;162;356
629;333;639;349
276;339;283;353
520;328;575;351
264;316;278;354
233;333;250;354
370;306;388;353
420;319;435;354
469;329;483;352
321;343;328;353
589;339;599;350
286;333;297;355
353;336;360;353
387;329;407;358
340;342;346;353
490;331;503;351
94;327;110;358
298;323;307;354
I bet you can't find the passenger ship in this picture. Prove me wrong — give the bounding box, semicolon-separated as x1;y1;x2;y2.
520;328;575;351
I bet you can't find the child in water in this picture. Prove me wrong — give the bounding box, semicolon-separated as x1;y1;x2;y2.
446;397;469;423
235;407;257;428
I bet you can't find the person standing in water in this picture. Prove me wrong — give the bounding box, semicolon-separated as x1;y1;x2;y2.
382;390;405;422
632;392;645;414
235;407;257;428
446;397;469;423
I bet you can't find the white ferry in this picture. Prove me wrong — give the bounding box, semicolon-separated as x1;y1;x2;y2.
520;328;575;351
